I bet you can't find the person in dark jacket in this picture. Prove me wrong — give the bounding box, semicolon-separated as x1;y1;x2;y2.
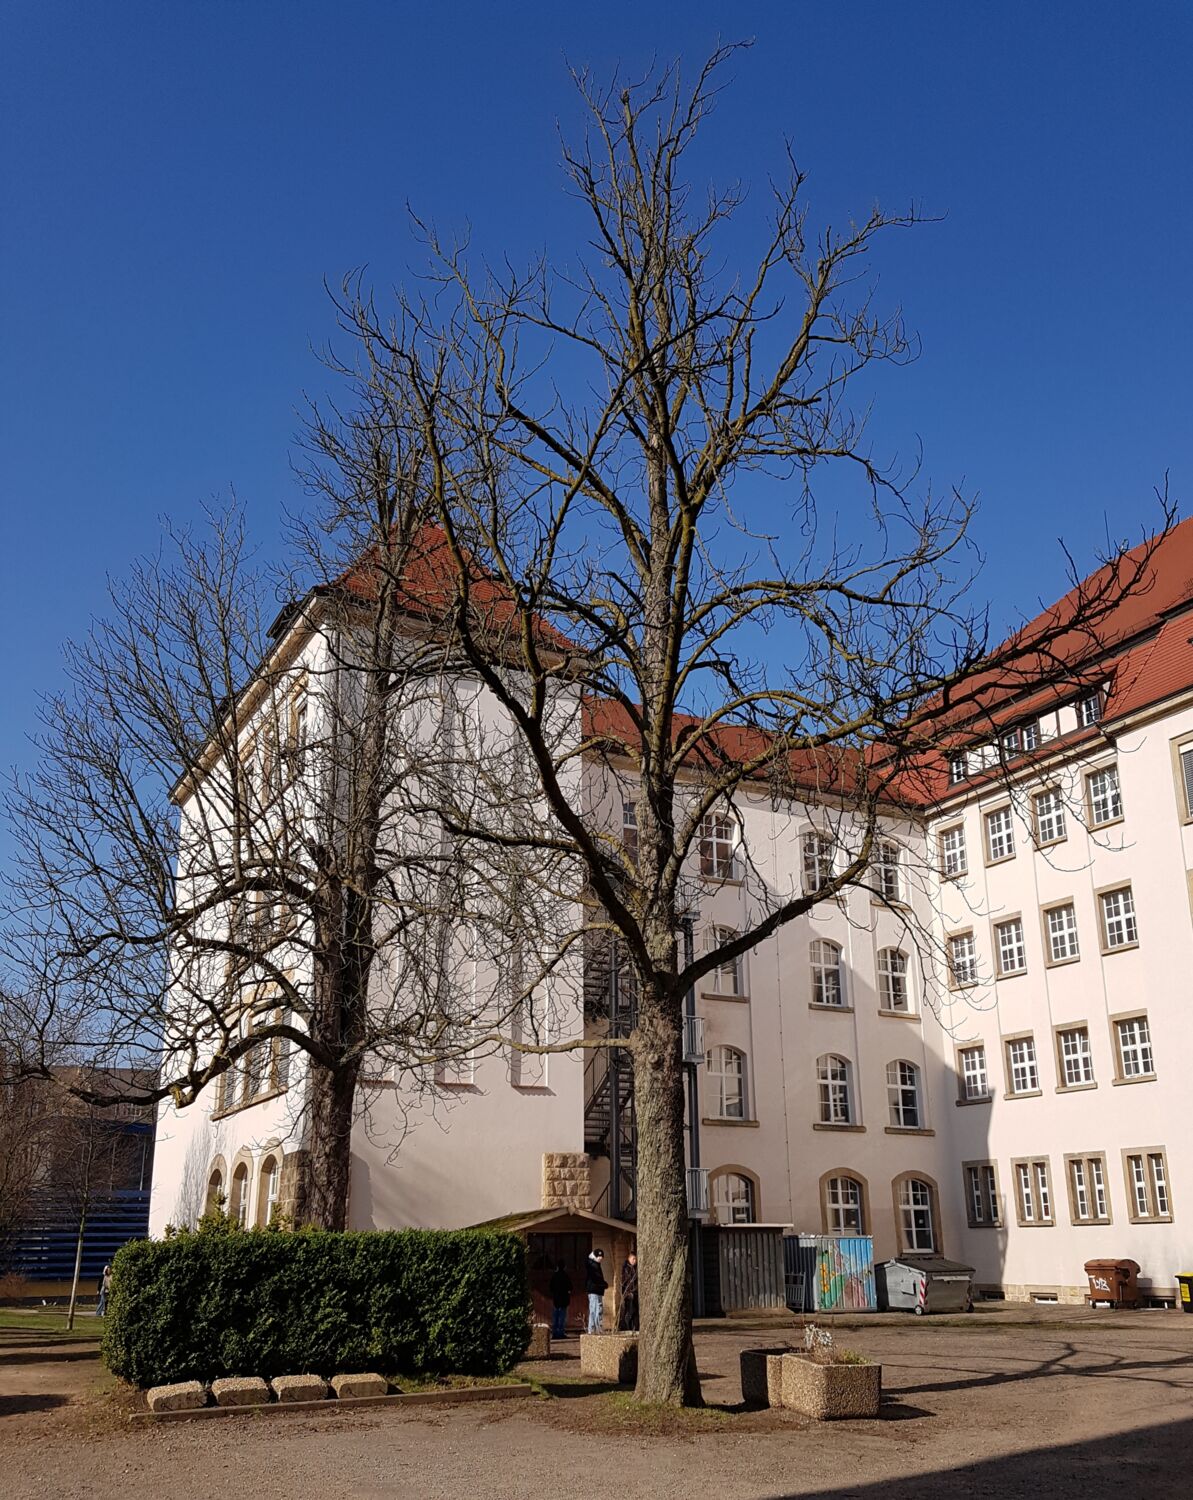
548;1261;572;1339
617;1250;639;1332
585;1248;607;1333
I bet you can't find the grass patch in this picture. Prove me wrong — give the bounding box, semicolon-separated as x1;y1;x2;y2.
0;1309;101;1338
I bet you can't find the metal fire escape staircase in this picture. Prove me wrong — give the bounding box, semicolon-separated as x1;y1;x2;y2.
584;948;638;1220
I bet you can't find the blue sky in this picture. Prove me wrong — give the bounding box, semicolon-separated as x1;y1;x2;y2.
2;1;1191;814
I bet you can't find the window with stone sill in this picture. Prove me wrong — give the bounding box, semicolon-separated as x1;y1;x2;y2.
1006;1036;1039;1095
1087;765;1123;827
994;917;1026;976
985;806;1015;862
810;939;845;1007
1115;1016;1154;1079
1045;903;1080;963
1100;887;1138;950
877;947;910;1012
959;1045;990;1100
949;931;977;987
1034;788;1068;845
816;1053;854;1126
1057;1026;1094;1087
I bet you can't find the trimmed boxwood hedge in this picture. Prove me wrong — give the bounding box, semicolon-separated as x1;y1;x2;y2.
102;1223;531;1387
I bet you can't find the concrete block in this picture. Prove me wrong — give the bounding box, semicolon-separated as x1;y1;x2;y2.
580;1333;638;1384
780;1353;881;1419
210;1376;270;1407
271;1373;330;1403
526;1324;552;1359
146;1381;207;1414
330;1372;388;1399
739;1348;787;1407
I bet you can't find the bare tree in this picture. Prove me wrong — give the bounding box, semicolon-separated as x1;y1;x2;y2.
0;1058;55;1281
322;47;1172;1403
0;455;573;1229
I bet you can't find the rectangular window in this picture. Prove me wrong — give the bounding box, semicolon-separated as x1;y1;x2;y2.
1099;887;1138;950
1115;1015;1155;1079
965;1163;1000;1226
1045;903;1080;964
802;831;835;893
1087;766;1122;827
949;753;968;785
621;797;639;860
1021;720;1040;751
985;806;1016;862
1068;1154;1110;1223
994;917;1027;976
1180;743;1193;819
1034;788;1068;845
1078;691;1102;727
959;1045;990;1101
873;840;902;903
1001;727;1021;759
1057;1026;1094;1087
709;926;743;996
1015;1159;1054;1225
1006;1036;1039;1095
700;813;741;880
949;931;977;987
940;825;967;879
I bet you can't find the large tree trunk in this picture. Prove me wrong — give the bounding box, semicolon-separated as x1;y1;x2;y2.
300;1058;358;1229
632;980;701;1406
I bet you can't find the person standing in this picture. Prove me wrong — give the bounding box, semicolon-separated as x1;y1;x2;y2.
617;1250;639;1332
548;1260;572;1340
95;1264;112;1317
585;1248;607;1334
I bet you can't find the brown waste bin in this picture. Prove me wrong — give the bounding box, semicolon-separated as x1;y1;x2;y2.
1084;1258;1142;1308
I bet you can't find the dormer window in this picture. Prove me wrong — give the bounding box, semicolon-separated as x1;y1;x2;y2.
1021;720;1040;751
1078;691;1101;728
948;753;968;785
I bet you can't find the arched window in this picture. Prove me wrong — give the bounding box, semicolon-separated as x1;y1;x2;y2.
816;1054;854;1125
256;1154;281;1227
711;1170;757;1225
708;1046;747;1119
824;1174;866;1234
877;948;910;1012
229;1162;250;1228
887;1060;923;1129
897;1176;937;1252
810;940;844;1007
205;1167;224;1215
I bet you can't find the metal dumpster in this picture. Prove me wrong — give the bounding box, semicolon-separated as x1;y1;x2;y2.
877;1255;974;1314
1084;1259;1141;1309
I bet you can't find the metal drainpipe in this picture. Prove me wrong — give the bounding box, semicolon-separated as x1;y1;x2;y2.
681;911;705;1317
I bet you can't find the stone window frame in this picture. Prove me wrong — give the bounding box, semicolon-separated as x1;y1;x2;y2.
1011;1157;1055;1227
1003;1031;1041;1099
1109;1010;1156;1085
1084;761;1124;830
955;1042;992;1104
1095;882;1139;955
1063;1151;1113;1226
991;913;1028;979
709;1164;760;1225
962;1159;1001;1228
891;1172;942;1255
819;1168;870;1236
1032;786;1069;848
1120;1147;1173;1225
947;928;978;990
1052;1021;1096;1092
1039;899;1080;968
983;803;1016;866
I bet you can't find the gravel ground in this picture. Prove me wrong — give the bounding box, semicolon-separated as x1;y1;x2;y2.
4;1313;1193;1499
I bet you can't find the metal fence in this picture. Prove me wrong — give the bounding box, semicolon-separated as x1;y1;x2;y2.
714;1226;787;1311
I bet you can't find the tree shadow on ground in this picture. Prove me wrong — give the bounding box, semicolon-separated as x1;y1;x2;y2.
762;1416;1193;1500
0;1394;70;1418
536;1380;621;1399
895;1342;1193;1397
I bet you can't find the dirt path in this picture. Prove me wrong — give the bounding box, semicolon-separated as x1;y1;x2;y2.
3;1316;1193;1498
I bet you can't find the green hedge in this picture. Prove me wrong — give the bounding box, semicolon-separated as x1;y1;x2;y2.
102;1223;531;1387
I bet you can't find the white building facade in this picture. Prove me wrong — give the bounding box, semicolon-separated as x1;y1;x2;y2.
150;522;1193;1306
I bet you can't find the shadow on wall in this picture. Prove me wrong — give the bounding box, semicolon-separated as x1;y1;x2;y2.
760;1415;1193;1500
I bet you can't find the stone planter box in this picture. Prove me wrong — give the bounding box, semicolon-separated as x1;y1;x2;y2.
526;1323;552;1359
579;1333;638;1384
780;1353;881;1420
739;1348;788;1408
